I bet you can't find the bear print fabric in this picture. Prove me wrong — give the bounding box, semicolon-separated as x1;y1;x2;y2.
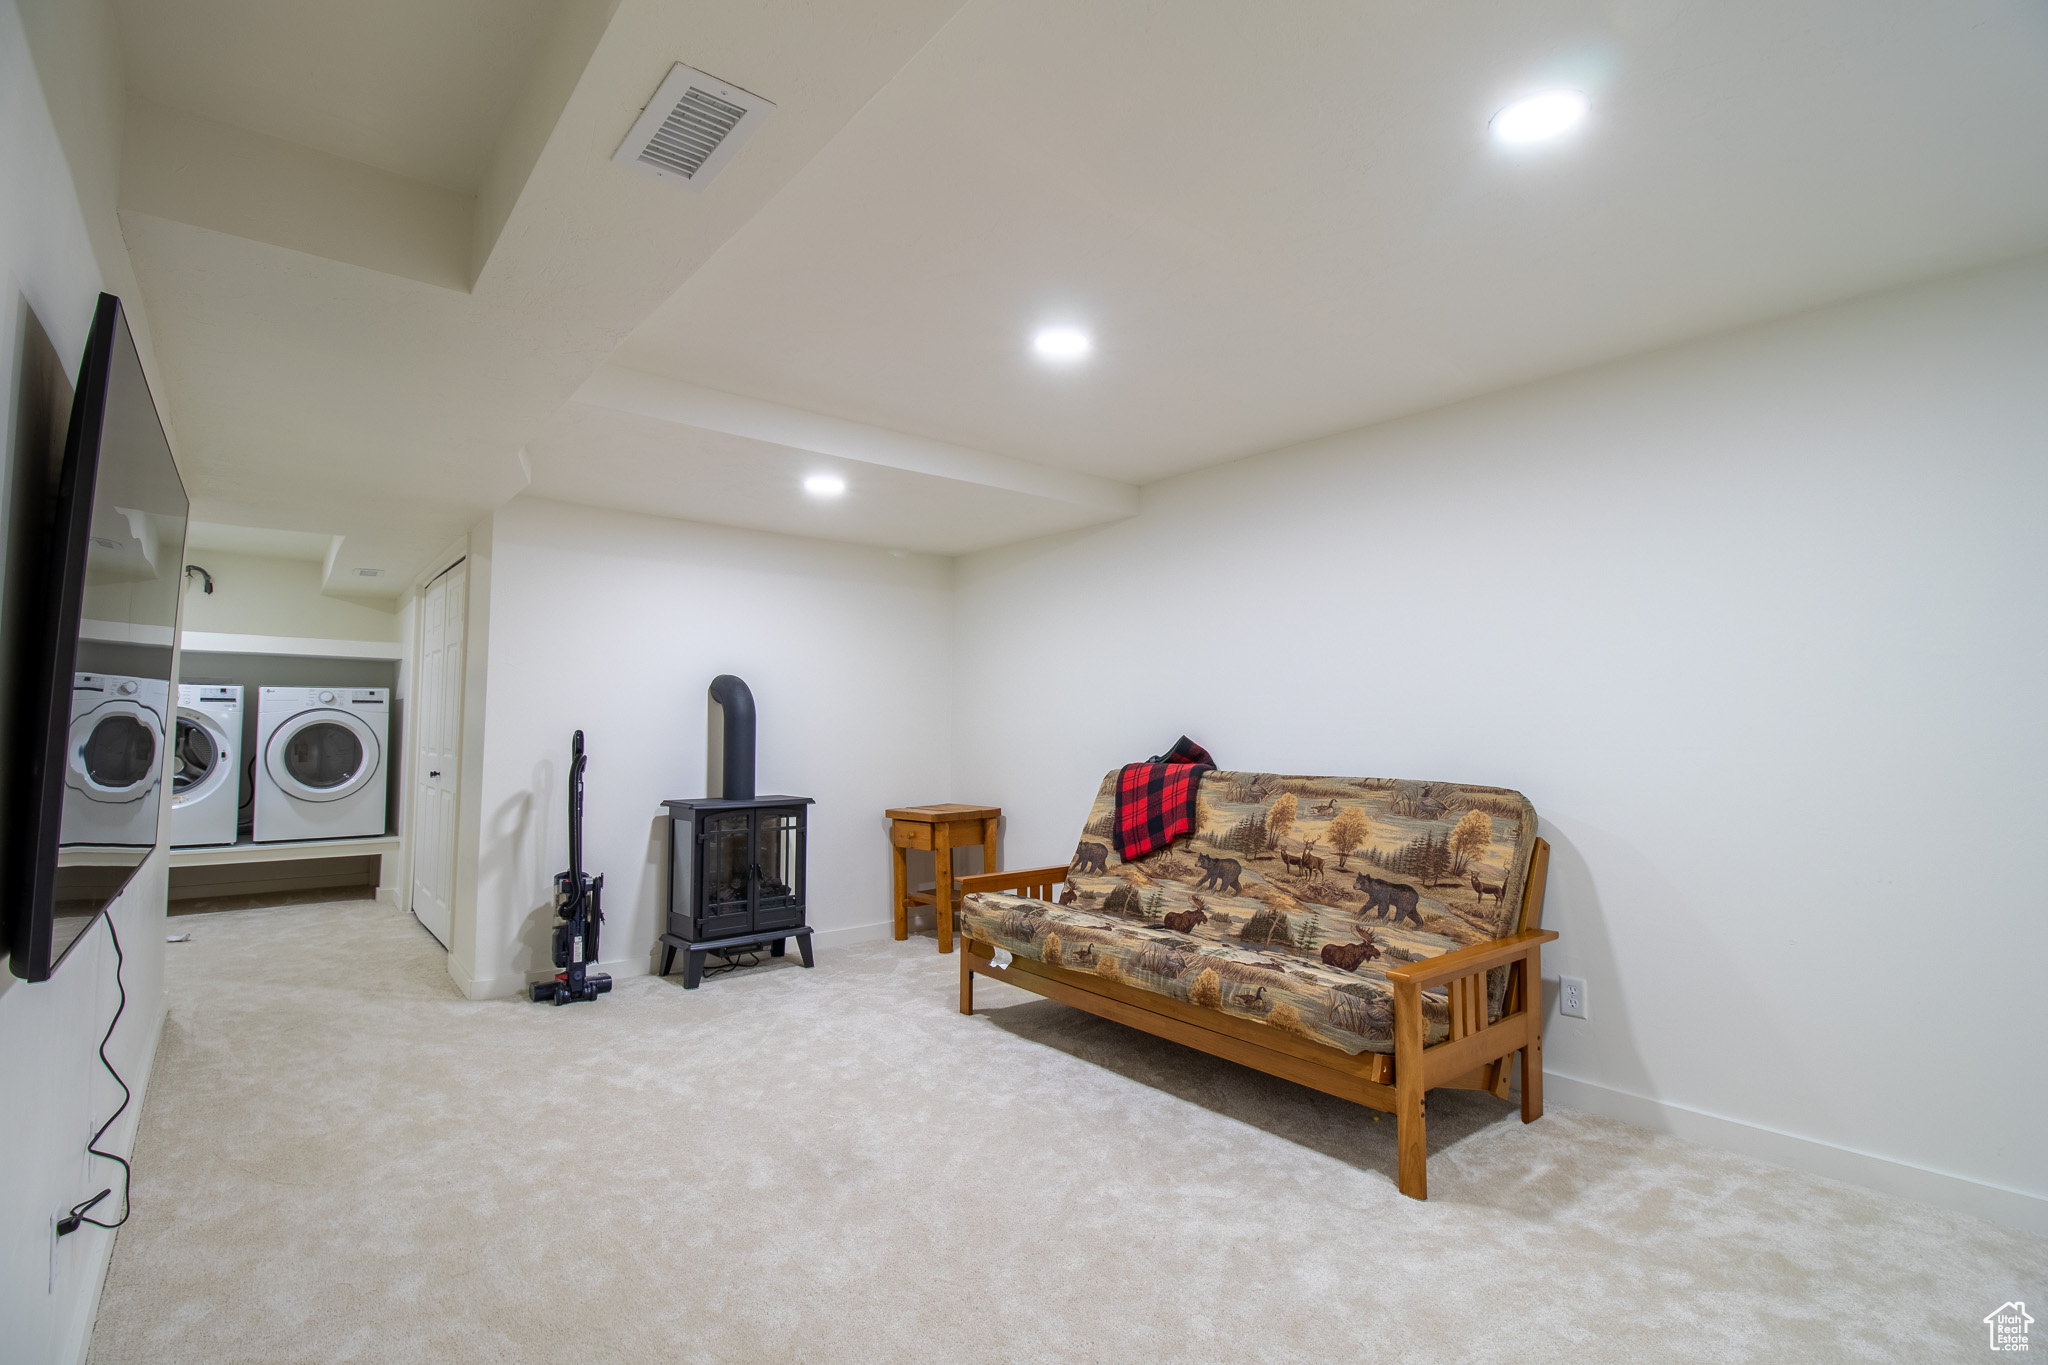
958;771;1539;1056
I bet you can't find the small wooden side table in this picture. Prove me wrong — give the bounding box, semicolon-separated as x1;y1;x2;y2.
887;804;999;954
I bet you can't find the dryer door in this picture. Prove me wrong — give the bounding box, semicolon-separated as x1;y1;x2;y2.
171;709;233;809
67;699;164;804
265;708;382;803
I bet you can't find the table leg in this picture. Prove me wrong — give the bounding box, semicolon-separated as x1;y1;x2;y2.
982;816;998;881
892;835;909;941
935;837;954;954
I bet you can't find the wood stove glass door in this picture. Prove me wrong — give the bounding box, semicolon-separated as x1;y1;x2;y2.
753;808;804;931
699;812;752;938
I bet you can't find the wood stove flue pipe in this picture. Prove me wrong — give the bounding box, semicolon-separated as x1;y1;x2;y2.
707;674;756;801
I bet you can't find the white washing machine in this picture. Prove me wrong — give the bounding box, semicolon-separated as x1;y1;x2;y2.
254;687;389;842
170;684;241;847
62;673;169;847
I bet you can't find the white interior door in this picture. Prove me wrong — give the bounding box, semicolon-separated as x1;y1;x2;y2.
410;561;465;947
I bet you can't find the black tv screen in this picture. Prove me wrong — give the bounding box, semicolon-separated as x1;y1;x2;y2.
6;294;189;981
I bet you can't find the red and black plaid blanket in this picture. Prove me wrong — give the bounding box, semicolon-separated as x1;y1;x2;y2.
1113;736;1216;861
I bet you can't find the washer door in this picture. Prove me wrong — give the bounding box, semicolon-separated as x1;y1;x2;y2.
265;708;381;803
67;700;164;804
171;709;233;809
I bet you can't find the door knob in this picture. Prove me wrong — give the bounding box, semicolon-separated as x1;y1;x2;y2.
428;770;441;777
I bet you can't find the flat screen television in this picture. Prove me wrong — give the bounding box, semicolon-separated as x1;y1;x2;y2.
6;294;188;981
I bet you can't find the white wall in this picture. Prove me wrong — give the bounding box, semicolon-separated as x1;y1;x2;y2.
953;252;2048;1232
456;496;952;998
1;1;172;1358
177;549;402;642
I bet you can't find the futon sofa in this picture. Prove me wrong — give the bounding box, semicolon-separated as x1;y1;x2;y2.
956;770;1555;1200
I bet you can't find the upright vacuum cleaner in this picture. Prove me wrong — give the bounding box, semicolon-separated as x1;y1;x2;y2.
532;730;612;1006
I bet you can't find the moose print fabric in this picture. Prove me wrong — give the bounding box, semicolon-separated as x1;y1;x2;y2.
958;770;1539;1056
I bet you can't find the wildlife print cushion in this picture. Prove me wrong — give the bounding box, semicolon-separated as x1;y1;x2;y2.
959;771;1538;1055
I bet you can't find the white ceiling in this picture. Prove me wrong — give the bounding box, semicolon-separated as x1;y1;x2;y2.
613;0;2048;483
110;0;2048;589
117;0;973;593
114;0;565;192
526;403;1126;555
528;364;1136;553
185;521;334;563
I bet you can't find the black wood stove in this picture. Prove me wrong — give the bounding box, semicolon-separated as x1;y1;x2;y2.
659;675;815;988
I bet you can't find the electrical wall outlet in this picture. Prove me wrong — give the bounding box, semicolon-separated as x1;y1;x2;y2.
1559;975;1587;1019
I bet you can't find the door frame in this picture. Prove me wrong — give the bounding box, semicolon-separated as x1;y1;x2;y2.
397;537;468;937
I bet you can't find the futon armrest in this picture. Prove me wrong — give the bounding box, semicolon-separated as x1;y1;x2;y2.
957;865;1069;897
1383;929;1558;989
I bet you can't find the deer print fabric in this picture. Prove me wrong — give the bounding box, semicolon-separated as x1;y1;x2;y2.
958;770;1538;1055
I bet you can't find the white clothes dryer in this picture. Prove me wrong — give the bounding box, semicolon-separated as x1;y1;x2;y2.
171;684;242;847
254;687;389;842
62;673;169;847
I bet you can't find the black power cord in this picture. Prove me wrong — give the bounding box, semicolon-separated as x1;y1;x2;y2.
57;915;133;1236
702;946;764;978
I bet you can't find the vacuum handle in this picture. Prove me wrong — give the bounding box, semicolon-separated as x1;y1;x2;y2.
566;730;587;903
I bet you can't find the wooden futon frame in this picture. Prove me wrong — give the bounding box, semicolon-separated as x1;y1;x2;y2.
957;840;1555;1200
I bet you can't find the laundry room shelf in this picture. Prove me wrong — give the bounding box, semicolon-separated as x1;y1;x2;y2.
180;631;403;661
170;834;401;868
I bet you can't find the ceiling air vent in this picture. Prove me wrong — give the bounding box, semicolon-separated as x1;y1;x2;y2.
613;63;775;189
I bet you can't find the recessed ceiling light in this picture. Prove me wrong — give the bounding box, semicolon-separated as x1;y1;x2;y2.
803;473;846;497
1032;326;1093;362
1490;90;1588;144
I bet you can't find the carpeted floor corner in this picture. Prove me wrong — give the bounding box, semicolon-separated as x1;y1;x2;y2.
88;898;2044;1363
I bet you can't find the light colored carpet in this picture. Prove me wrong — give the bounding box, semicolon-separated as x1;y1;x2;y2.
91;899;2043;1364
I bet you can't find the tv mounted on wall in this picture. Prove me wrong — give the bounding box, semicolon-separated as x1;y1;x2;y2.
5;294;189;981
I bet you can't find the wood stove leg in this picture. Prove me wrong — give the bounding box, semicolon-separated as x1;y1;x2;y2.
683;950;706;990
934;838;955;954
659;943;676;977
795;933;814;969
769;938;785;957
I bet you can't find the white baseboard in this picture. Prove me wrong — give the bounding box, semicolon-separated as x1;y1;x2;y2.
810;919;894;949
464;920;922;999
1545;1072;2048;1237
446;952;485;1000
